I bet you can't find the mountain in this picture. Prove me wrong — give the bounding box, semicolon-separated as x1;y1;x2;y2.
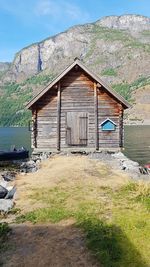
0;14;150;126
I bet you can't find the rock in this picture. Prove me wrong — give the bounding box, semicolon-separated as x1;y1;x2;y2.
0;180;8;188
40;152;51;160
0;185;8;199
5;186;16;199
0;199;14;212
112;152;127;160
2;171;16;181
8;14;149;84
122;160;139;169
0;62;10;72
96;15;150;33
20;160;38;173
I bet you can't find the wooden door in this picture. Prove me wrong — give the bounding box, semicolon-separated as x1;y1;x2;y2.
66;112;88;146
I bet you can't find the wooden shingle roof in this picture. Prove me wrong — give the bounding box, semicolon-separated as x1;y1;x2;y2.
26;58;131;109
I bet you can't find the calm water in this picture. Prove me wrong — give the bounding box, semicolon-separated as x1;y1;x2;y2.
0;126;150;165
124;125;150;165
0;127;31;154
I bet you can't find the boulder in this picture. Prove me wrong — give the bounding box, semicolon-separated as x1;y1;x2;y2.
0;199;14;212
0;185;8;199
0;180;8;188
20;160;38;173
2;171;16;181
5;186;16;199
40;152;51;160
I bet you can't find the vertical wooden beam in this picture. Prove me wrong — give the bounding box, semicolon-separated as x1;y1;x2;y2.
32;108;37;149
94;82;98;150
57;82;61;150
119;105;124;148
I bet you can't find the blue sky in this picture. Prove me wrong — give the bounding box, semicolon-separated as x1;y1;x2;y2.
0;0;149;62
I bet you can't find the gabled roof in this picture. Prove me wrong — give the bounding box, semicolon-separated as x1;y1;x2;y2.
26;58;131;109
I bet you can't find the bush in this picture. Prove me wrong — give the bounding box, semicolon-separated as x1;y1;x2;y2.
101;68;117;77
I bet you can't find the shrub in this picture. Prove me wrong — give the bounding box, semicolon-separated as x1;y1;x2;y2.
101;68;117;77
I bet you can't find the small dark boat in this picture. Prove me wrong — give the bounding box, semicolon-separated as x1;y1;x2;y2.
0;147;29;161
144;164;150;171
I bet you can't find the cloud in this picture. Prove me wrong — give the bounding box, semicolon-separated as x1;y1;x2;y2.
0;0;90;38
35;0;59;16
34;0;90;22
64;2;89;20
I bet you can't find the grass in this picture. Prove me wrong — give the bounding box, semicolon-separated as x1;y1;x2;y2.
112;76;150;101
101;68;117;77
13;155;150;267
16;181;150;267
22;73;54;86
85;25;150;61
90;25;130;42
16;207;71;224
112;83;131;101
0;223;11;266
0;223;10;251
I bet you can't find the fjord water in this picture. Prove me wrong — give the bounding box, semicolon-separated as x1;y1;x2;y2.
0;127;31;153
124;125;150;165
0;126;150;165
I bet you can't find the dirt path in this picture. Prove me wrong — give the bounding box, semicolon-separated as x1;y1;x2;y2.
1;221;99;267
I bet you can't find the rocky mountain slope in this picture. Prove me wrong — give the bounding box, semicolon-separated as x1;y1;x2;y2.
0;14;150;126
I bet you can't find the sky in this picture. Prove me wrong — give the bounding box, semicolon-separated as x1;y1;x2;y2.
0;0;149;62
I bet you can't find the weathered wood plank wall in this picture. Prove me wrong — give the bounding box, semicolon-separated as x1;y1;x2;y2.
97;88;120;148
31;66;123;151
35;88;58;149
60;68;95;148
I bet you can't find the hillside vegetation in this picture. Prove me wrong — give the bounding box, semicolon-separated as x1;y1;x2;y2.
0;74;54;126
0;74;149;126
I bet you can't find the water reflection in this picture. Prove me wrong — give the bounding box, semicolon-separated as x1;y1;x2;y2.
124;125;150;165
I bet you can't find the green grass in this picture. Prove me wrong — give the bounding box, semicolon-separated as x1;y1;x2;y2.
77;218;123;266
0;223;10;251
0;223;11;266
101;68;117;77
85;25;150;61
90;25;130;42
112;76;150;101
15;181;150;267
16;207;71;224
22;73;54;86
112;83;131;101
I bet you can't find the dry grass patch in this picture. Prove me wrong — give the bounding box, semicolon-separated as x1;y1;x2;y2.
15;155;129;213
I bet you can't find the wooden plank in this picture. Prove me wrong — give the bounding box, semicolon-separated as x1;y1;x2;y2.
66;112;88;146
32;109;37;148
57;82;61;150
79;113;88;145
94;82;98;150
119;105;124;147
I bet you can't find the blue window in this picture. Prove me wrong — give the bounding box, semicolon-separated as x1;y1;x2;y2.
101;119;116;131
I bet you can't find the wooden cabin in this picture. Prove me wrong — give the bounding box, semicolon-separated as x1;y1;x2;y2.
26;58;130;153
